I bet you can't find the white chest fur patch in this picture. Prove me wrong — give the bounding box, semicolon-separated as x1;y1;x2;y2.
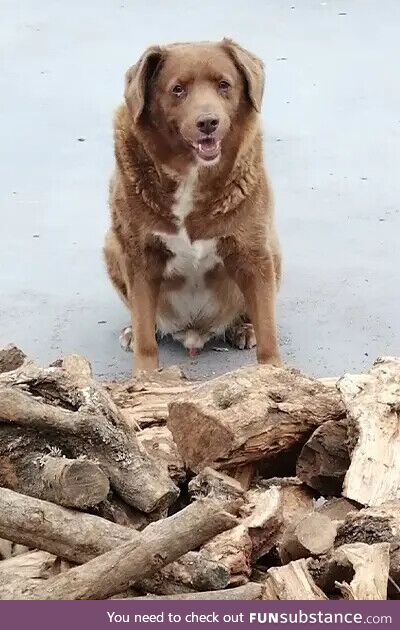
154;167;223;336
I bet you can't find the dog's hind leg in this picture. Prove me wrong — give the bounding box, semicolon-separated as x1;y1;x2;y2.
103;229;130;308
104;229;135;350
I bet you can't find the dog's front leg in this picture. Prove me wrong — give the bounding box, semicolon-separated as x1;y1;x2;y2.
223;247;281;366
129;273;160;373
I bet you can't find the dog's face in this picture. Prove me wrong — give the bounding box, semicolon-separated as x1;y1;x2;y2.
125;40;264;166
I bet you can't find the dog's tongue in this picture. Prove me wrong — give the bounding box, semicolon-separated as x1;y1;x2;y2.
197;138;221;160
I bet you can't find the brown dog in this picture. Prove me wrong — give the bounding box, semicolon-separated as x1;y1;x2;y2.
104;39;282;373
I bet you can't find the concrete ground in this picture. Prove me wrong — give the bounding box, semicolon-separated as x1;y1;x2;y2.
1;0;399;380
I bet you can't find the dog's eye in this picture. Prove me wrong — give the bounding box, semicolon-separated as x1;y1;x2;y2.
218;80;230;91
172;84;185;97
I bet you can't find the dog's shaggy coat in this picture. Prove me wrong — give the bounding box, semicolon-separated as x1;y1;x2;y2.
104;39;282;372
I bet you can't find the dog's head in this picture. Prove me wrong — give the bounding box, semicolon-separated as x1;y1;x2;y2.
124;40;264;166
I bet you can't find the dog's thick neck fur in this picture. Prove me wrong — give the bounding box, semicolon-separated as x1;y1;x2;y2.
113;103;263;239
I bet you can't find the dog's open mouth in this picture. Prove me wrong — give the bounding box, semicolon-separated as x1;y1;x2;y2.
193;137;221;162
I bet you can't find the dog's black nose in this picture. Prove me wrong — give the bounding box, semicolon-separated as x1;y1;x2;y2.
196;115;219;135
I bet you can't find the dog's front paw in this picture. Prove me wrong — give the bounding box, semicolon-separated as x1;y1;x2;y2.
226;322;257;350
119;326;133;352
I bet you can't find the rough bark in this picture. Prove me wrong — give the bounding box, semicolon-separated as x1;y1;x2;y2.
199;485;287;585
316;497;359;522
3;498;239;600
188;467;245;502
309;542;390;600
334;543;390;600
296;419;351;495
0;488;237;594
338;357;400;506
279;513;337;563
267;559;328;600
0;426;109;508
0;551;65;583
168;365;344;472
0;357;178;512
106;366;194;429
335;501;400;584
139;552;231;595
0;486;140;563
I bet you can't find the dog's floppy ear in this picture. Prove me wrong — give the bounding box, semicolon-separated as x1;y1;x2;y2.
222;39;265;112
124;46;164;123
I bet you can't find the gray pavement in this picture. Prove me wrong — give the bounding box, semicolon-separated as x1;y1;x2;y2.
1;0;399;380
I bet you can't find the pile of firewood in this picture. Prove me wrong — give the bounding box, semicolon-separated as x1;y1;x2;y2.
0;343;399;600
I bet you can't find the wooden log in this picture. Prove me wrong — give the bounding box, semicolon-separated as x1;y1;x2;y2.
168;365;344;472
334;543;390;600
105;366;194;429
139;551;231;595
335;501;400;584
188;468;245;502
0;551;63;584
338;357;400;506
0;427;109;508
316;497;359;522
0;487;139;563
279;513;337;563
0;488;235;594
136;426;186;485
61;354;92;386
4;498;240;600
0;344;27;373
0;358;178;512
296;419;351;495
200;485;286;585
267;559;328;600
309;542;390;600
128;583;264;600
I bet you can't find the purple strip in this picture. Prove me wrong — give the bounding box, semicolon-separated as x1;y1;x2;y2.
0;600;397;629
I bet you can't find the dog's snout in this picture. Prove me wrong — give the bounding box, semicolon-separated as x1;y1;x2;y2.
196;114;219;135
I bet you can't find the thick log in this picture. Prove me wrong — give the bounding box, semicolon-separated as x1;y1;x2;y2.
267;559;328;600
0;427;109;508
334;543;390;600
129;583;264;600
106;366;194;429
338;357;400;506
168;365;344;472
279;513;337;564
296;419;351;495
0;358;178;512
335;501;400;584
0;487;139;563
4;498;239;600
